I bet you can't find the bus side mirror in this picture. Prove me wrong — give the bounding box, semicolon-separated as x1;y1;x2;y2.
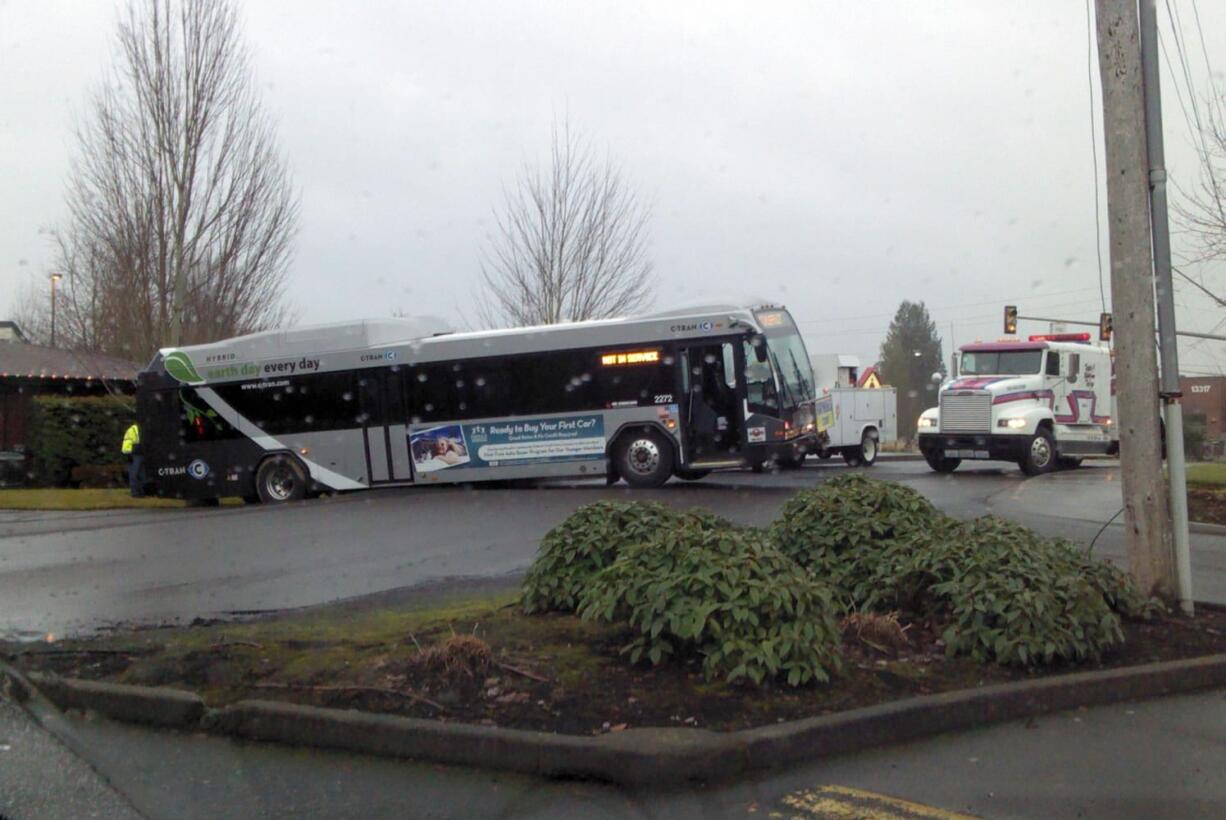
751;335;768;363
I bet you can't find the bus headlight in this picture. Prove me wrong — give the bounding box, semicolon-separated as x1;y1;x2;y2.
997;417;1027;429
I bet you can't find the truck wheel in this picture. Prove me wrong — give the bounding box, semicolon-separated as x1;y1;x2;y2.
924;451;961;473
1058;456;1083;470
817;448;833;460
255;454;309;504
615;429;674;488
842;448;862;467
1019;428;1057;476
858;429;879;467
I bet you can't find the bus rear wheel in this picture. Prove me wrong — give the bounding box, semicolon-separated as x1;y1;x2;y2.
256;455;308;504
615;429;674;488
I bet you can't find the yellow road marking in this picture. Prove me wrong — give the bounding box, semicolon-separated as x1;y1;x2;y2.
772;785;978;820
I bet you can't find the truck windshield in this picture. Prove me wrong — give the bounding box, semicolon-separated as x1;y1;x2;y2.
960;349;1043;375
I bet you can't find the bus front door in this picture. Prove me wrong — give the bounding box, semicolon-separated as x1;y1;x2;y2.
680;342;741;464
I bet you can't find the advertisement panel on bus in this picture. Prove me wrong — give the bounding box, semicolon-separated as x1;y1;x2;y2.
408;413;606;474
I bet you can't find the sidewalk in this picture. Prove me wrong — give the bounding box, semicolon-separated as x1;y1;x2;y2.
8;686;1224;819
0;694;142;819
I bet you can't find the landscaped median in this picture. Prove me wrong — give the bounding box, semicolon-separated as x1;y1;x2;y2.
4;476;1226;784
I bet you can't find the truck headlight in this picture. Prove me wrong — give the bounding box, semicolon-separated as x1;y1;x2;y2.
918;416;937;429
997;417;1027;429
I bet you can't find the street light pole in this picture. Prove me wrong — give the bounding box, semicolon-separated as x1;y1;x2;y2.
49;273;62;348
1139;0;1193;614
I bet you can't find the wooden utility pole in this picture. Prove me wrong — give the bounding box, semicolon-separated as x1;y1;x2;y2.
1094;0;1174;598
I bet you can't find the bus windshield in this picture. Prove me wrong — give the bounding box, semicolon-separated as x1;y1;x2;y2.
960;349;1043;376
754;309;814;407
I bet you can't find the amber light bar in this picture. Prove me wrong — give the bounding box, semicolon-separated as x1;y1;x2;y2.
1028;333;1092;343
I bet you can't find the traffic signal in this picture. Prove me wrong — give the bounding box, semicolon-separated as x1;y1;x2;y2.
1004;305;1018;335
1099;312;1113;342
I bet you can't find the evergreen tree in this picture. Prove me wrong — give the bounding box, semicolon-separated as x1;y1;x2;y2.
879;301;946;441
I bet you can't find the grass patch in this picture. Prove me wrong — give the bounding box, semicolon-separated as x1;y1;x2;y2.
1186;462;1226;488
0;489;243;511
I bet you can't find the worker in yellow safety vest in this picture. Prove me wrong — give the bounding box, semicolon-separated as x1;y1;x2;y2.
122;423;144;497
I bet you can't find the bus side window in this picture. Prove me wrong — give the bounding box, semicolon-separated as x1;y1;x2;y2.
1046;352;1060;376
1068;353;1080;384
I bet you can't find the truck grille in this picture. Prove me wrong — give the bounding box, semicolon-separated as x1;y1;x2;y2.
940;392;991;433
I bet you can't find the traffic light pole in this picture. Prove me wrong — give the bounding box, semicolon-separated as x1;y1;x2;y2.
1139;0;1193;614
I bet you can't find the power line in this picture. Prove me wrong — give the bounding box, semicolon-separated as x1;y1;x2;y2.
1086;0;1107;314
1190;0;1214;80
794;286;1102;326
1165;0;1211;160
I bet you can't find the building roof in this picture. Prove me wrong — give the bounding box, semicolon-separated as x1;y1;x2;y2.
0;341;139;381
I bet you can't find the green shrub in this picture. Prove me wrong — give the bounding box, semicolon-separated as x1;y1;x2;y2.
769;474;941;604
770;476;1156;666
578;518;843;686
26;396;135;487
521;501;712;614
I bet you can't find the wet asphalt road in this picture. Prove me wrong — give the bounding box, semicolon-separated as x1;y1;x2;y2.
1;458;1223;640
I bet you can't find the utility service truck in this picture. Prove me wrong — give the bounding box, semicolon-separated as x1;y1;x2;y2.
917;332;1116;476
790;354;897;467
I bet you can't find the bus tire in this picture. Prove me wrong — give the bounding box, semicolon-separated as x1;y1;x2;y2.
614;429;674;488
1019;427;1057;476
255;454;309;504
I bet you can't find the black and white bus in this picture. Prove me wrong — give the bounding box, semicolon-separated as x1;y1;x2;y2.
134;304;817;503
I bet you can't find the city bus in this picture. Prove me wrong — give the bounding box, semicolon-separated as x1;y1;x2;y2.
134;304;817;504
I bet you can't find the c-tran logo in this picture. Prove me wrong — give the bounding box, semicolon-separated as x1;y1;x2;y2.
187;459;211;480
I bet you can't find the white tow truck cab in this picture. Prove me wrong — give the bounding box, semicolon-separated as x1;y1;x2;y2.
917;333;1116;476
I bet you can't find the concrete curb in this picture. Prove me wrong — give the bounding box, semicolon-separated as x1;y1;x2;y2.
25;671;204;729
1190;520;1226;536
7;655;1226;786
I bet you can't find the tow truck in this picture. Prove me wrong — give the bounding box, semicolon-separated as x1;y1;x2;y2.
917;333;1116;475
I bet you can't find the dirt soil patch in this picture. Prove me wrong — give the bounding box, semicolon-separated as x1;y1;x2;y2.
1188;486;1226;526
6;593;1226;735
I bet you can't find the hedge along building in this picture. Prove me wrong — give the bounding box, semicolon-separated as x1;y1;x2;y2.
0;321;139;453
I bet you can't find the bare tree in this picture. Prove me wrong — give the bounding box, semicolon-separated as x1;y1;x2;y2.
1174;83;1226;306
37;0;297;362
477;122;653;327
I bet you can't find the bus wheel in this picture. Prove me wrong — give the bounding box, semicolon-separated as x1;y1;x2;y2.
256;455;308;504
615;429;674;488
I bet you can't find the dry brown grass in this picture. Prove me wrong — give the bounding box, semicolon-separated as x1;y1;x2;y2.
841;611;912;654
408;634;494;680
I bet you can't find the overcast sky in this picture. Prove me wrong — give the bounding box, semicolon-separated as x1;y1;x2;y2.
3;1;1225;373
